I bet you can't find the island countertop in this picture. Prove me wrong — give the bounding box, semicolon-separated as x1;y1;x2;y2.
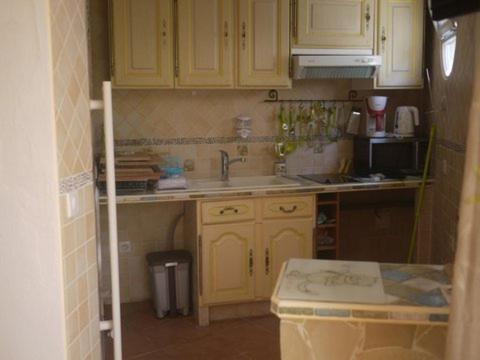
99;176;432;205
271;259;451;326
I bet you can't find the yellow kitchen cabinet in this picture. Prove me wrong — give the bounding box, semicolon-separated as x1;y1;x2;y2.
237;0;291;88
259;219;313;297
111;0;174;88
201;223;255;304
376;0;424;88
294;0;375;50
176;0;234;88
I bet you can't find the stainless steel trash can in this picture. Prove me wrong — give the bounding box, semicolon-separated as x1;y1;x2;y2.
146;250;192;318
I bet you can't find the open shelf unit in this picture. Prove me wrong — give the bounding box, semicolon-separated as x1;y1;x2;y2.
315;193;340;260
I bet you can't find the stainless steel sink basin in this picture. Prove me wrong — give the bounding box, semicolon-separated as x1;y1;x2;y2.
188;176;300;191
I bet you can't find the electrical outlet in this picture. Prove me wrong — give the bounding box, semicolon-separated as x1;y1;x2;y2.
237;145;248;156
119;241;132;253
184;159;195;172
65;190;81;219
442;159;448;175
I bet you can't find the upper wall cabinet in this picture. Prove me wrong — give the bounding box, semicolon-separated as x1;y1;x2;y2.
112;0;174;88
376;0;424;88
237;0;291;88
294;0;375;50
176;0;234;88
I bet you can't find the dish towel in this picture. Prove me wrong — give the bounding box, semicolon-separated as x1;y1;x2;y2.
156;177;187;190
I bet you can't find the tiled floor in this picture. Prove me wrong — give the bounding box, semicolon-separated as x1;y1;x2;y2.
105;301;281;360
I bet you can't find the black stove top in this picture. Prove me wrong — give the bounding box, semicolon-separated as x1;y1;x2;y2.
299;174;353;185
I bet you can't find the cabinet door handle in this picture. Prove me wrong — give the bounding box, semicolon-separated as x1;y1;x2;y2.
381;26;387;52
292;0;298;39
365;4;371;31
249;249;254;276
265;248;270;275
173;0;179;77
279;205;297;214
219;206;239;215
224;21;229;47
161;18;168;46
241;21;247;50
199;235;203;296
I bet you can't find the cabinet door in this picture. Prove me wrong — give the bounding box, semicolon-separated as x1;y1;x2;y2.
238;0;291;88
112;0;174;87
260;219;313;297
296;0;374;50
376;0;424;88
176;0;234;88
201;223;255;304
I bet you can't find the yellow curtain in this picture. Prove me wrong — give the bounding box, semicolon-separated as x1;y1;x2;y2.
446;28;480;359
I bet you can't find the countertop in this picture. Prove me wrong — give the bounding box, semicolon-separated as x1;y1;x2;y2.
271;259;451;326
99;176;431;205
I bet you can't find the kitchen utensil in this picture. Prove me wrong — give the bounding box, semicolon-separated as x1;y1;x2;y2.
346;109;361;135
394;106;419;137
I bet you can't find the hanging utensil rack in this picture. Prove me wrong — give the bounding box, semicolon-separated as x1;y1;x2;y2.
264;89;364;103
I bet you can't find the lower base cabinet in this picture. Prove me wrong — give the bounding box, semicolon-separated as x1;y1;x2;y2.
261;219;313;297
201;223;255;304
197;196;315;308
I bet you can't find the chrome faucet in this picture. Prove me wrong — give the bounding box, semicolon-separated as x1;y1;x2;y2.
220;150;246;181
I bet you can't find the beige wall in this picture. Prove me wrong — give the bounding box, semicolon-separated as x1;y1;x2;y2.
50;0;100;358
0;1;66;359
426;13;479;263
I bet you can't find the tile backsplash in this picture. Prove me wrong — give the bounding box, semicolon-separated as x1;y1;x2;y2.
105;83;425;179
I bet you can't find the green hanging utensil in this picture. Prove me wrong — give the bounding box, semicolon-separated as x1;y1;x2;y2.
407;124;436;264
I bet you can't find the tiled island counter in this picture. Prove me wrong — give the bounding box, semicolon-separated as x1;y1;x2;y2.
271;259;451;360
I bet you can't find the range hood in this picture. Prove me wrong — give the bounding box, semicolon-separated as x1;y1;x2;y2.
292;55;382;80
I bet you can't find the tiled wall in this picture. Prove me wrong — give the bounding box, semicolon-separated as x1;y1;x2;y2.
99;202;185;303
60;185;100;359
50;0;100;358
426;13;478;263
110;81;356;178
109;84;425;179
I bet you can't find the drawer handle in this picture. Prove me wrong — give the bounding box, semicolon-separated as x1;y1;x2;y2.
265;248;270;275
279;205;297;214
219;206;239;215
249;249;254;276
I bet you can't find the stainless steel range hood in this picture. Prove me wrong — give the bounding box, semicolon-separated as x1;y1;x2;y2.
292;55;382;80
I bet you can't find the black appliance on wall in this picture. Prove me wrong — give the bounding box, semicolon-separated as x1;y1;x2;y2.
429;0;480;20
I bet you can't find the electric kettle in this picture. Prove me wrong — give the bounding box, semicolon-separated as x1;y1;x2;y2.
394;106;419;137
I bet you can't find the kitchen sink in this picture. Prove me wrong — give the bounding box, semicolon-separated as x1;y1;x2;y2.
188;176;300;191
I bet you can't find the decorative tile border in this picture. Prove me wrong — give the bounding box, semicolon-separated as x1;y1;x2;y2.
115;135;346;147
274;304;448;324
59;171;94;194
437;138;466;154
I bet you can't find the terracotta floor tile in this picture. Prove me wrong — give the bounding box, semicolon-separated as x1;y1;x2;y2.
104;301;280;360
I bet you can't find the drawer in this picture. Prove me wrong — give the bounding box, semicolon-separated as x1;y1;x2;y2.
262;196;314;219
201;199;255;224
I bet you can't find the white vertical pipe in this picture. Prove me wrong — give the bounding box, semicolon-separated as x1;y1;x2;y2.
102;81;123;360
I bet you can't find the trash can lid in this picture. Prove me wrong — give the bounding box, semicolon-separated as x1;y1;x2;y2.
146;250;192;266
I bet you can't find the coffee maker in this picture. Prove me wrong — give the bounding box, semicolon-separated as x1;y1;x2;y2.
365;96;388;137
